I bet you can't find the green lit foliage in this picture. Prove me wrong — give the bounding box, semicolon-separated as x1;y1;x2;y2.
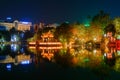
71;24;87;44
113;17;120;36
88;25;103;42
113;58;120;72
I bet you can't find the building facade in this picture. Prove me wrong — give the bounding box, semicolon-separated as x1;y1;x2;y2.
0;20;32;31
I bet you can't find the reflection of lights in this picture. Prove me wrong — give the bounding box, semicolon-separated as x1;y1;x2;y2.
117;35;120;39
20;33;24;38
29;46;36;49
6;64;12;70
104;34;106;37
28;42;36;45
0;44;5;50
39;46;62;49
6;64;11;68
106;53;113;59
93;49;96;53
104;53;107;57
117;51;120;55
39;42;62;45
0;37;5;42
93;37;96;41
11;44;17;52
20;48;24;53
11;35;18;42
41;53;54;61
21;60;30;64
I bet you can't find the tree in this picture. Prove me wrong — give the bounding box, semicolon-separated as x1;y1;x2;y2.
91;10;111;31
0;35;1;39
0;30;10;41
113;17;120;36
89;25;103;42
54;22;72;43
104;24;116;36
24;30;34;40
9;27;16;34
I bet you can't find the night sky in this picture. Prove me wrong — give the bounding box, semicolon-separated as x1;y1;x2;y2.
0;0;120;24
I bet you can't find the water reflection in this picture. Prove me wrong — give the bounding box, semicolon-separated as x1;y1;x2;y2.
104;47;116;66
0;43;120;72
0;44;34;72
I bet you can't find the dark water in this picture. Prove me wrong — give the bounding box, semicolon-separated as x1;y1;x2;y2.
0;44;120;80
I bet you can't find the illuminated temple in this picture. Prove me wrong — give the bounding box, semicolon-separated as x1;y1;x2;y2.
29;31;62;46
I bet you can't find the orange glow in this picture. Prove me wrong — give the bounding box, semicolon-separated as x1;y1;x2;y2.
39;46;62;49
39;42;62;45
29;42;36;45
41;53;54;60
28;46;36;49
107;53;113;59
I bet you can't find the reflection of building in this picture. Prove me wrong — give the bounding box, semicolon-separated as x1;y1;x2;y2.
15;54;31;64
41;52;54;61
28;46;59;61
40;49;58;61
0;20;32;31
0;54;31;65
104;47;116;59
116;40;120;50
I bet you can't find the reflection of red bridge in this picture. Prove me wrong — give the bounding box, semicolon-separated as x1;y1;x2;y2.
29;46;62;49
108;39;120;50
39;46;62;49
116;40;120;50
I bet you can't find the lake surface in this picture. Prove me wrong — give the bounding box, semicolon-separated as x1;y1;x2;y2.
0;43;120;80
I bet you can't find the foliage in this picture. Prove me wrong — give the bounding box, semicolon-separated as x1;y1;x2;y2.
54;22;72;43
113;17;120;35
24;30;34;40
104;24;116;36
0;30;10;41
91;10;111;31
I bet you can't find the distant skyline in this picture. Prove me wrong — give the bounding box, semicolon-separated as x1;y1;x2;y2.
0;0;120;24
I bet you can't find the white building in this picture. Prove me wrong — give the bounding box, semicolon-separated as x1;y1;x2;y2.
0;20;32;31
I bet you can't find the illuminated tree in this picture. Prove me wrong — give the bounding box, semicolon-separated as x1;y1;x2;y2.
104;24;116;36
54;22;72;44
113;17;120;38
91;10;111;31
89;25;103;42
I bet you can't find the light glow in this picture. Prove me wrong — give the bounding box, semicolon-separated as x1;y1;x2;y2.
21;60;30;64
21;22;29;24
6;64;11;69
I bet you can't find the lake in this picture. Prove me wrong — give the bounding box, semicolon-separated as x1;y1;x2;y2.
0;43;120;80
